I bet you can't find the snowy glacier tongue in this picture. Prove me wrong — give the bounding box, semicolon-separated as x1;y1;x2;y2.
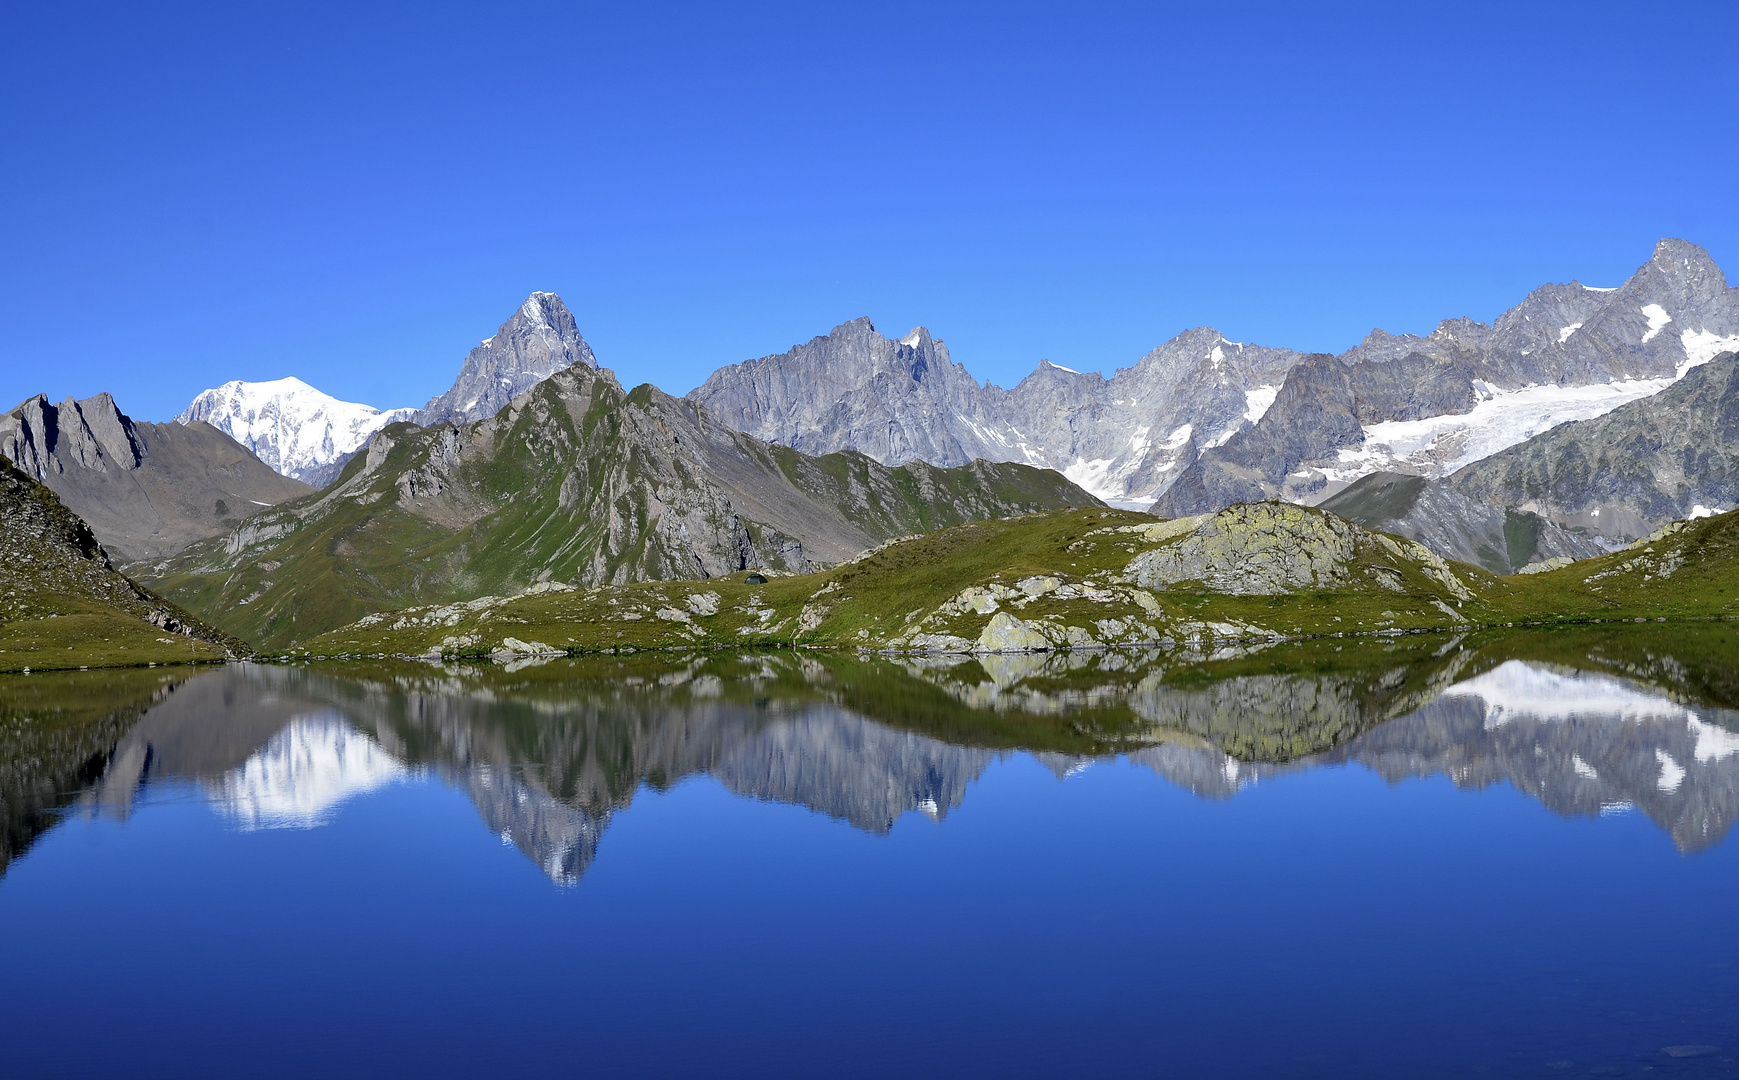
1326;377;1675;481
178;376;415;481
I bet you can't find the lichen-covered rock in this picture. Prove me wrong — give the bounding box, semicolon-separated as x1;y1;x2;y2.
976;612;1053;653
1124;503;1359;595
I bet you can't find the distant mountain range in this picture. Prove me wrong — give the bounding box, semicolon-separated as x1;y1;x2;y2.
693;239;1739;539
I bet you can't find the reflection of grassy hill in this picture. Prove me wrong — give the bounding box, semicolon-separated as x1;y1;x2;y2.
0;667;186;874
0;456;239;673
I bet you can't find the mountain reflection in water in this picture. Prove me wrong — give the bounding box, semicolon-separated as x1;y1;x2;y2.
5;624;1739;883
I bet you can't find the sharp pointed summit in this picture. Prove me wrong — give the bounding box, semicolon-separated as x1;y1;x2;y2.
417;292;597;427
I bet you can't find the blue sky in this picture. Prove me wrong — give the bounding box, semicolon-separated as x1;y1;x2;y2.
3;0;1736;421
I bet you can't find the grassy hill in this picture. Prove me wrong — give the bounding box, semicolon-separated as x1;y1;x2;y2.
288;500;1739;661
0;456;241;673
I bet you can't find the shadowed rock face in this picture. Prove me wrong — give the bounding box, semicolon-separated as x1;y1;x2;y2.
0;455;239;646
416;292;597;428
1321;472;1601;574
0;393;311;562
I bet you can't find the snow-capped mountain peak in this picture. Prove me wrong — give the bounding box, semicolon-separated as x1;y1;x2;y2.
177;376;416;486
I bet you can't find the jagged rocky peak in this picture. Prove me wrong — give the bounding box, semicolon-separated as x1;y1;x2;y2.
178;377;416;487
0;390;311;562
2;392;144;478
417;291;597;427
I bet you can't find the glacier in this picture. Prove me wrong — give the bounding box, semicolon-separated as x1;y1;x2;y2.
178;376;416;485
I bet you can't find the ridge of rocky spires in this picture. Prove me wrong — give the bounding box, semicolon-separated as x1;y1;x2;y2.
1157;238;1739;526
416;292;596;427
689;318;1303;507
689;239;1739;526
0;391;311;562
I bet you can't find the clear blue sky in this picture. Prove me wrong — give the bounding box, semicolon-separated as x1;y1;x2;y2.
4;1;1736;421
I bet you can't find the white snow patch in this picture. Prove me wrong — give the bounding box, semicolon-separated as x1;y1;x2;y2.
1572;754;1600;780
1679;330;1739;375
1209;345;1225;368
1044;360;1081;374
1243;385;1279;424
1640;304;1672;343
1062;457;1120;497
1442;661;1695;729
1558;322;1583;343
1580;284;1617;292
1656;749;1685;794
1689;717;1739;763
1688;505;1719;520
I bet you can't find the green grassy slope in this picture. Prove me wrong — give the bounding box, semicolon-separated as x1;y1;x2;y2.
0;456;236;673
289;502;1505;658
143;367;1096;650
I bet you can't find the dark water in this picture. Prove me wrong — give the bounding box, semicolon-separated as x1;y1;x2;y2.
5;627;1739;1078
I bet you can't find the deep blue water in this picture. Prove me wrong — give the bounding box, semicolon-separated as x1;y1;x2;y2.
3;638;1738;1078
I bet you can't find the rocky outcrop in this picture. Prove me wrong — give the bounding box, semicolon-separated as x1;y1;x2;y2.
416;292;596;427
1122;501;1474;599
0;392;312;561
146;362;1099;648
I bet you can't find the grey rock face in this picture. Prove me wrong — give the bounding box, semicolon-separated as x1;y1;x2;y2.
416;292;596;427
1159;240;1739;530
690;320;1303;506
0;392;312;562
1444;352;1739;541
692;240;1739;525
1320;471;1601;574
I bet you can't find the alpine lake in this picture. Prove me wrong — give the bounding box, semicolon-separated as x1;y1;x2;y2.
5;624;1739;1079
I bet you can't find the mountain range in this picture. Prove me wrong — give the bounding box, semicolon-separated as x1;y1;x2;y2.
141;360;1095;648
0;392;312;562
693;239;1739;538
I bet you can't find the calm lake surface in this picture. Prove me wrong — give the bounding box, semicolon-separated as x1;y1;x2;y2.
5;627;1739;1078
